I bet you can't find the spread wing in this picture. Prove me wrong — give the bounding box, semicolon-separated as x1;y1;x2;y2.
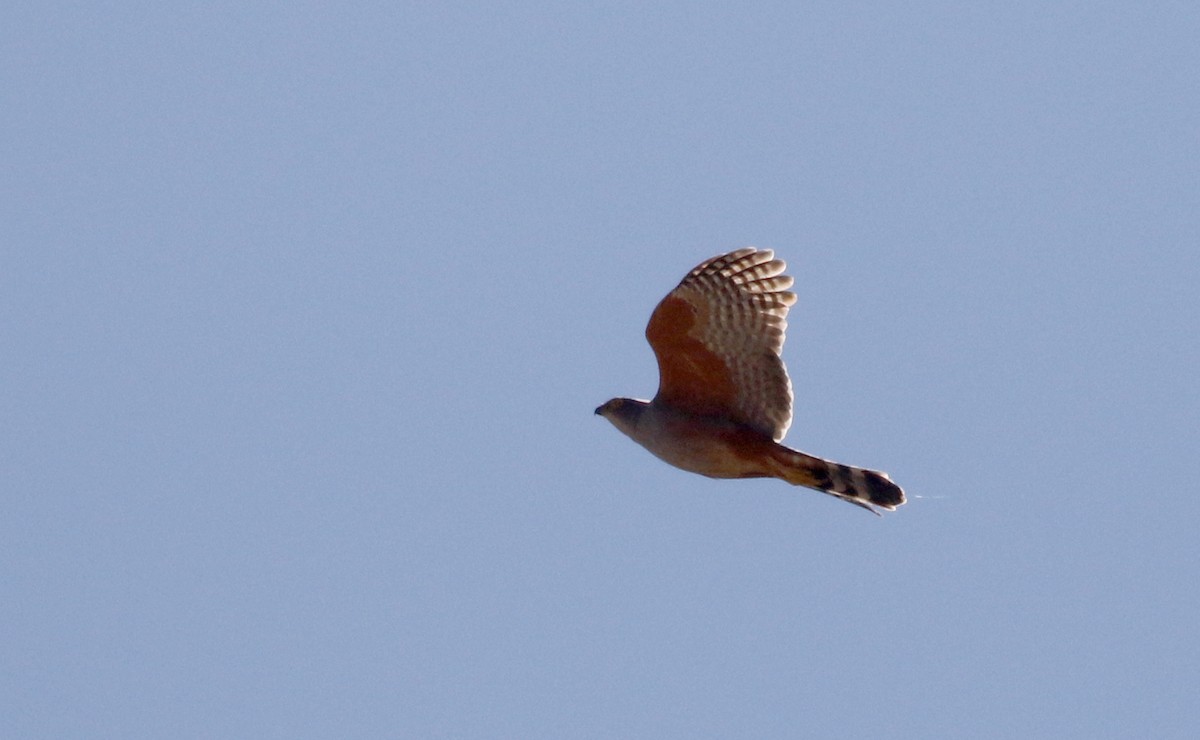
645;248;797;441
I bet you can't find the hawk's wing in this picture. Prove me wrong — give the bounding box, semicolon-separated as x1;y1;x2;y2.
645;248;797;441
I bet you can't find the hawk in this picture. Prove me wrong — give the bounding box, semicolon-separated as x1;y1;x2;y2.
595;248;905;514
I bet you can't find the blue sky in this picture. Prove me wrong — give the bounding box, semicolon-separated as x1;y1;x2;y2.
4;2;1198;738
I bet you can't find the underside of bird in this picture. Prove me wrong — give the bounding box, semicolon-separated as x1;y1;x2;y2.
596;397;904;515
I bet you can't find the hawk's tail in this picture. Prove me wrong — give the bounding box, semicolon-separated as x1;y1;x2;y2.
773;447;905;514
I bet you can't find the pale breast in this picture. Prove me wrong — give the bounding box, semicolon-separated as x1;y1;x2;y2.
635;404;776;479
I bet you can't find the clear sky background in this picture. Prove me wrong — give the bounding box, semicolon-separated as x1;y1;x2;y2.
4;2;1198;738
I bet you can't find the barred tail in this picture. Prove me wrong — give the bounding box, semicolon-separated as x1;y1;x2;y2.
773;447;905;514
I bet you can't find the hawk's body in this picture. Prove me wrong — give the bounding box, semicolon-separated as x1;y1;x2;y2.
595;248;904;514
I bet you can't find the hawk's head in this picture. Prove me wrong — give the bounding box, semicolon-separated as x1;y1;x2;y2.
594;397;648;438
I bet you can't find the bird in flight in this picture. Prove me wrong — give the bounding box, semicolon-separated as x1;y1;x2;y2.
595;248;905;514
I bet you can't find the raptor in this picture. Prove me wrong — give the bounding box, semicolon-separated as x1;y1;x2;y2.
595;248;905;514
